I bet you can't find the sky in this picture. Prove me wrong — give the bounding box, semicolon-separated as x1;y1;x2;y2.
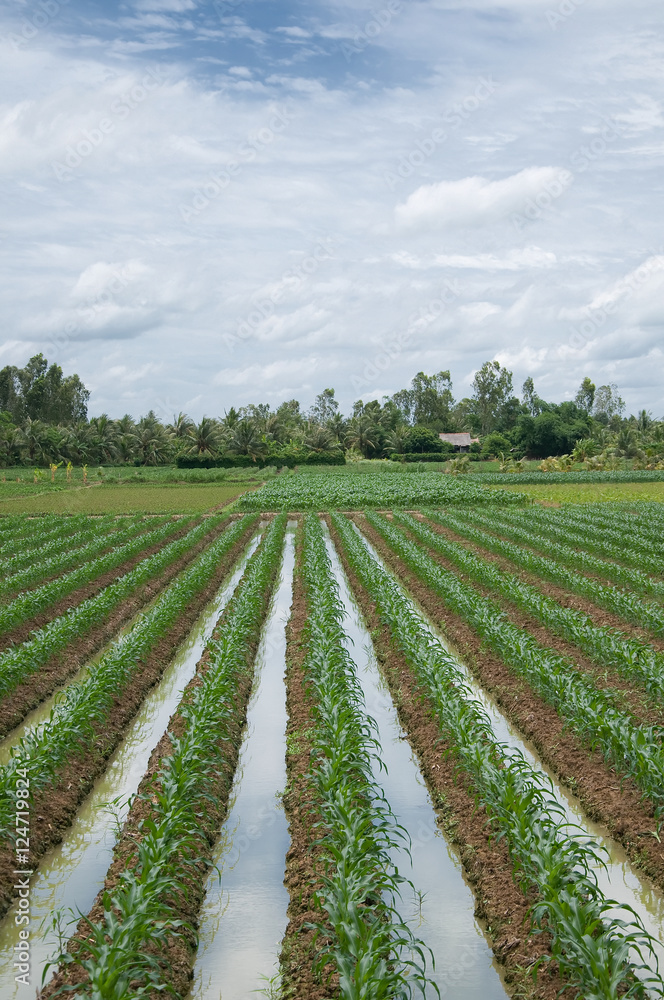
0;0;663;422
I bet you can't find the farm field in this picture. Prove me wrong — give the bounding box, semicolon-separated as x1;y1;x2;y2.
489;481;664;504
0;496;663;999
0;483;254;515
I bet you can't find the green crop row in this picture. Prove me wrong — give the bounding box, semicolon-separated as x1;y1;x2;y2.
458;507;664;597
0;514;119;575
300;514;431;998
0;515;232;705
0;516;257;835
238;471;527;511
0;516;193;637
553;503;664;551
46;515;287;999
0;516;169;601
0;514;104;557
330;512;663;1000
424;508;664;636
363;512;664;817
406;511;664;702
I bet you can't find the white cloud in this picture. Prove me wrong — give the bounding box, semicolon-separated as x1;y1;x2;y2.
395;167;572;230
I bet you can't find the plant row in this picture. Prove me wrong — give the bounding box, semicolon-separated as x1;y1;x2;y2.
0;515;238;706
47;515;287;999
403;511;664;702
0;514;119;574
0;514;257;836
330;512;663;1000
299;514;431;998
238;472;527;511
0;516;193;637
502;505;664;572
362;512;664;818
0;516;169;601
424;509;664;636
458;507;664;597
551;503;664;551
0;513;102;558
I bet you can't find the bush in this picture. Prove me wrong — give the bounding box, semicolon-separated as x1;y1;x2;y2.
392;452;451;463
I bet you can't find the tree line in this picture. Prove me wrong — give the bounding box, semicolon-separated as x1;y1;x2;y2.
0;354;661;468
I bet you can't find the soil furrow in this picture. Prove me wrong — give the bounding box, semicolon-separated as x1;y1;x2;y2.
410;516;664;727
39;517;279;999
326;516;574;1000
349;515;664;895
280;523;338;1000
0;516;255;922
0;517;197;653
0;517;252;740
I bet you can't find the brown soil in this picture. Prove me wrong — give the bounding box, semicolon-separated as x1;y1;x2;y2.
411;516;664;728
279;525;338;1000
0;518;201;652
0;515;257;923
0;518;253;740
40;518;280;999
349;515;664;894
325;516;575;1000
441;516;664;644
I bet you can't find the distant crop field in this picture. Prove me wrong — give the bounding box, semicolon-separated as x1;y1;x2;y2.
0;483;252;515
489;481;664;504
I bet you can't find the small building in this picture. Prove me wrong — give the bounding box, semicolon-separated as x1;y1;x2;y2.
439;432;480;453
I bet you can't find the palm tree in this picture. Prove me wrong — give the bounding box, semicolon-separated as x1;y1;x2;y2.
229;420;266;460
167;412;195;440
188;417;222;456
385;426;409;455
304;423;333;452
88;414;117;463
346;416;378;458
136;424;172;465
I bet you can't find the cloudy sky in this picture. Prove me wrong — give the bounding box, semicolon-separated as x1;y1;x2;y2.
1;0;662;421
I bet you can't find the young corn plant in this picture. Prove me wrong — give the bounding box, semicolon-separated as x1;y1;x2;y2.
456;505;664;599
0;515;170;601
331;512;664;1000
45;515;288;999
0;514;257;838
407;510;664;702
0;515;197;636
0;513;229;704
300;514;433;999
364;511;664;818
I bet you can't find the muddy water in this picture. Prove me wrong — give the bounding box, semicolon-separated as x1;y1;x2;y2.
322;527;508;1000
186;527;294;1000
351;521;664;981
0;534;262;998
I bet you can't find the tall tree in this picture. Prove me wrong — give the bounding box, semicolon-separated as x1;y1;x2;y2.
574;377;596;413
471;360;514;434
309;388;339;425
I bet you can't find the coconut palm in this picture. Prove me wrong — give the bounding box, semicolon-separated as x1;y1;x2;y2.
188;417;222;456
229;420;266;460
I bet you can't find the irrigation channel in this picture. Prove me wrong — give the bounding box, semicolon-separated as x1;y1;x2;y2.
349;519;664;988
0;531;263;998
185;523;295;1000
322;526;508;1000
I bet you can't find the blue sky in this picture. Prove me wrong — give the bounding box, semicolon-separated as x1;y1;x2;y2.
0;0;663;421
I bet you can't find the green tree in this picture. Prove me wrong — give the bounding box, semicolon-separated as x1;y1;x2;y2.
574;377;596;413
471;361;514;434
310;388;339;425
